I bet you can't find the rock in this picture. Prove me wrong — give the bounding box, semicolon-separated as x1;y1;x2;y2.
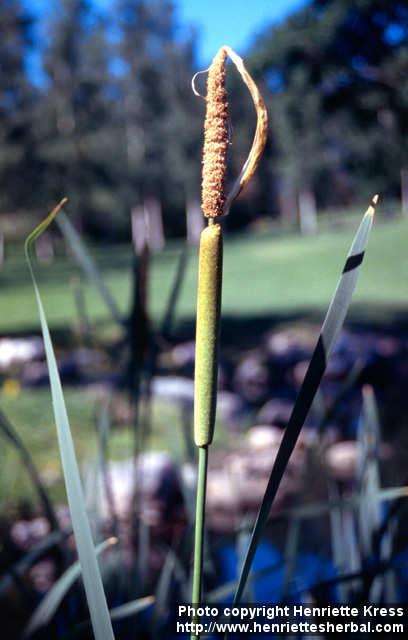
29;559;56;594
151;376;194;405
216;391;246;430
164;341;196;371
233;353;270;405
265;324;319;365
21;360;49;386
246;425;283;450
0;337;43;371
10;517;50;551
204;425;311;532
97;452;183;522
256;399;293;428
325;441;358;482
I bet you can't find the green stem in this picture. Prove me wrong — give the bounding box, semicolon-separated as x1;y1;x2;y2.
191;445;209;640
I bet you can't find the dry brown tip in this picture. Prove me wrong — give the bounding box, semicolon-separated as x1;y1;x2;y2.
201;47;229;218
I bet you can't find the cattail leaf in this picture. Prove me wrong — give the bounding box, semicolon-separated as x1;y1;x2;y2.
328;481;349;602
0;408;59;531
232;197;378;605
358;386;397;602
0;530;69;596
281;517;300;597
318;358;364;433
160;246;189;338
109;595;155;621
25;200;115;640
152;549;178;634
222;46;268;215
245;484;408;525
137;518;150;588
72;595;155;636
96;402;118;533
357;385;382;558
24;538;117;638
57;210;122;326
207;559;283;603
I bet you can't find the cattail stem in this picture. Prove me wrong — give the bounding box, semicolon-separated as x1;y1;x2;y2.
191;223;222;639
191;445;208;640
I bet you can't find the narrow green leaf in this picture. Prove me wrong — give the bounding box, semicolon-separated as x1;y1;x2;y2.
207;559;284;603
57;210;122;326
25;200;115;640
358;386;397;602
109;595;155;621
281;517;300;597
0;530;68;596
232;197;377;605
0;408;59;531
317;358;364;434
59;593;154;635
255;485;408;524
328;481;349;602
24;538;117;638
152;549;178;634
160;245;189;338
357;385;382;558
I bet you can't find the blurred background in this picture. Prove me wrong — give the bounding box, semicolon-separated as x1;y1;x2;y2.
1;0;408;638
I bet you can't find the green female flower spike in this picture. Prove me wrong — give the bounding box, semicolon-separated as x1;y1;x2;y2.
194;222;223;447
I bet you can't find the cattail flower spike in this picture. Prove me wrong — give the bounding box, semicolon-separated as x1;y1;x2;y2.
191;46;268;640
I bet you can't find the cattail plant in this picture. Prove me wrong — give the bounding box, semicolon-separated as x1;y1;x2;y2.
191;46;268;638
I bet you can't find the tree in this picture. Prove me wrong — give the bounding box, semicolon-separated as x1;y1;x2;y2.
37;0;118;234
0;0;36;211
114;0;202;236
248;0;408;211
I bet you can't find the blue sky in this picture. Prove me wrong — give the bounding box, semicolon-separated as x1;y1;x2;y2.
26;0;307;66
176;0;307;65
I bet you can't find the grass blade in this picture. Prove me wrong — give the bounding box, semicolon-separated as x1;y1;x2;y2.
160;245;189;339
232;196;377;605
281;516;300;597
96;401;118;535
57;210;122;326
66;596;155;636
328;481;348;602
152;549;178;635
25;199;115;640
24;538;117;638
357;385;382;558
0;530;69;597
0;408;59;531
317;358;365;434
109;595;155;621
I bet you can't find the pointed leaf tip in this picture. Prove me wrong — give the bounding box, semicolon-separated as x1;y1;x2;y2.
368;194;379;215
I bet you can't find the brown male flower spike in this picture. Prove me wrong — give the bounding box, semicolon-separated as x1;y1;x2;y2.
201;47;229;218
199;45;268;219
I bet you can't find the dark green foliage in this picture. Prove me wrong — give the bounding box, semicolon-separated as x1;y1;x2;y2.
0;0;36;210
247;0;408;208
1;0;408;236
0;0;201;239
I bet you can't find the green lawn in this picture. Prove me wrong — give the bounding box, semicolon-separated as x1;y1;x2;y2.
1;210;407;335
0;388;228;514
1;209;407;513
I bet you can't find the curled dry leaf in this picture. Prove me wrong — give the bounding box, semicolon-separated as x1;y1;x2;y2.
222;46;268;215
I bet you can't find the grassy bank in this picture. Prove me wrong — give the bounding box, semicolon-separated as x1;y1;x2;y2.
0;211;407;335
